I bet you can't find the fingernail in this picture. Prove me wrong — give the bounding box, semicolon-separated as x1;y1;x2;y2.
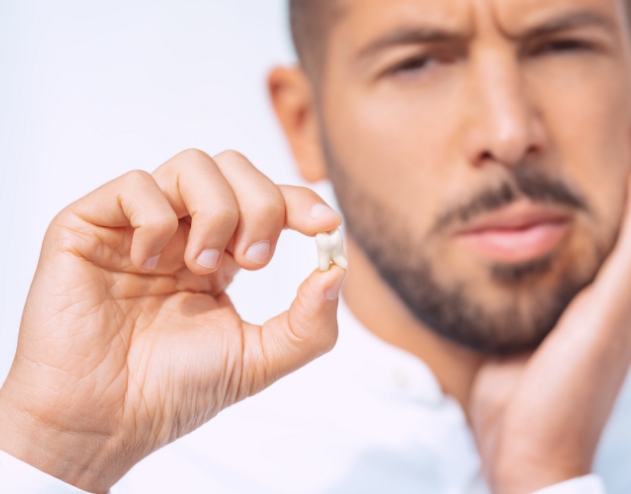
311;204;339;220
197;249;221;270
324;274;345;301
245;241;271;265
143;254;161;271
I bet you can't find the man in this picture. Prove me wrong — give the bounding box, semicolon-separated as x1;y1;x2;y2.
1;0;631;492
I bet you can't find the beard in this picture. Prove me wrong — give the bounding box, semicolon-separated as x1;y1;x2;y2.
324;148;600;356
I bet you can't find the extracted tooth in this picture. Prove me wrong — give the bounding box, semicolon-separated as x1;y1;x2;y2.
316;228;348;272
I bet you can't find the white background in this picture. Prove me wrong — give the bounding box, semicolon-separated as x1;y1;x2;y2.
0;0;336;382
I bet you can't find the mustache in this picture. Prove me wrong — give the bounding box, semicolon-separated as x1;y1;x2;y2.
434;170;590;232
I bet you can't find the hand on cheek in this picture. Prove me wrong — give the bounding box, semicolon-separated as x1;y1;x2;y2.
470;177;631;494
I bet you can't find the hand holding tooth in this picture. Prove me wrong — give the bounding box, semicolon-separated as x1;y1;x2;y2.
316;228;348;272
0;149;347;494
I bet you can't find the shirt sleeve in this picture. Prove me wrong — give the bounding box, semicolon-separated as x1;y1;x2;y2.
0;449;95;494
532;475;606;494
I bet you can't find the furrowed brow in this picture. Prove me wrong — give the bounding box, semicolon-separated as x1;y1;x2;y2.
518;10;616;40
356;26;467;60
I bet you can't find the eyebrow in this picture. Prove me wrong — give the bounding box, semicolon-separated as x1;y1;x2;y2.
356;26;467;60
355;9;616;61
516;10;616;40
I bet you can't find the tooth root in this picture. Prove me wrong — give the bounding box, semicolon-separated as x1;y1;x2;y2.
316;228;348;272
332;254;348;270
318;251;332;272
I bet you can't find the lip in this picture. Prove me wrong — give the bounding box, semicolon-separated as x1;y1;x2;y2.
455;201;572;264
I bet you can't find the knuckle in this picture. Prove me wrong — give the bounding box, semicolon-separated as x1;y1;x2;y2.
46;208;97;254
252;200;286;224
46;210;75;242
144;211;179;238
50;207;73;229
214;149;250;166
155;149;214;181
205;207;239;228
122;169;153;187
177;148;212;163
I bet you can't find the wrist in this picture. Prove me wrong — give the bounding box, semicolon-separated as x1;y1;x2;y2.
0;384;124;494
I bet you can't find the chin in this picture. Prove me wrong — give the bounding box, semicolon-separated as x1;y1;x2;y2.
489;254;556;285
409;248;600;356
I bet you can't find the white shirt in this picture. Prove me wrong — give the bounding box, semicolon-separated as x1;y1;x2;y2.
2;300;625;493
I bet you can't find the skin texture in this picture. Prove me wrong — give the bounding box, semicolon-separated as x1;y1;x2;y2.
1;0;631;493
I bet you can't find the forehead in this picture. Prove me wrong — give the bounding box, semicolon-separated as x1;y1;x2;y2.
334;0;623;43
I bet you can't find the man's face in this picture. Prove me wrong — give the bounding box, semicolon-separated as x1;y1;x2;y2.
317;0;631;354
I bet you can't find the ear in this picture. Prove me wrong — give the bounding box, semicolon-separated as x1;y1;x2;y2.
268;67;328;183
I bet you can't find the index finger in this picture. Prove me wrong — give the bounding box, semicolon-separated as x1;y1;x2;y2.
279;185;343;236
60;170;178;270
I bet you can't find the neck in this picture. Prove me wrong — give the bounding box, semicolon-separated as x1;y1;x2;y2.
342;236;483;411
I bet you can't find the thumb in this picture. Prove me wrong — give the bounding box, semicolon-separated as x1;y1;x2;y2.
254;266;346;387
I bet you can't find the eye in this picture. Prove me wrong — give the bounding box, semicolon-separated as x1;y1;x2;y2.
378;45;463;81
533;38;594;56
389;55;435;75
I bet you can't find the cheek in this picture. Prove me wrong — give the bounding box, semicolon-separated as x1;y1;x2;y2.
322;74;466;238
531;63;631;244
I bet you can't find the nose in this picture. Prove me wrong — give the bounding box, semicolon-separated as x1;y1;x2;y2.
463;50;547;168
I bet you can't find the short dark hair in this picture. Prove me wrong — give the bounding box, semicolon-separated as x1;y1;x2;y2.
289;0;345;77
